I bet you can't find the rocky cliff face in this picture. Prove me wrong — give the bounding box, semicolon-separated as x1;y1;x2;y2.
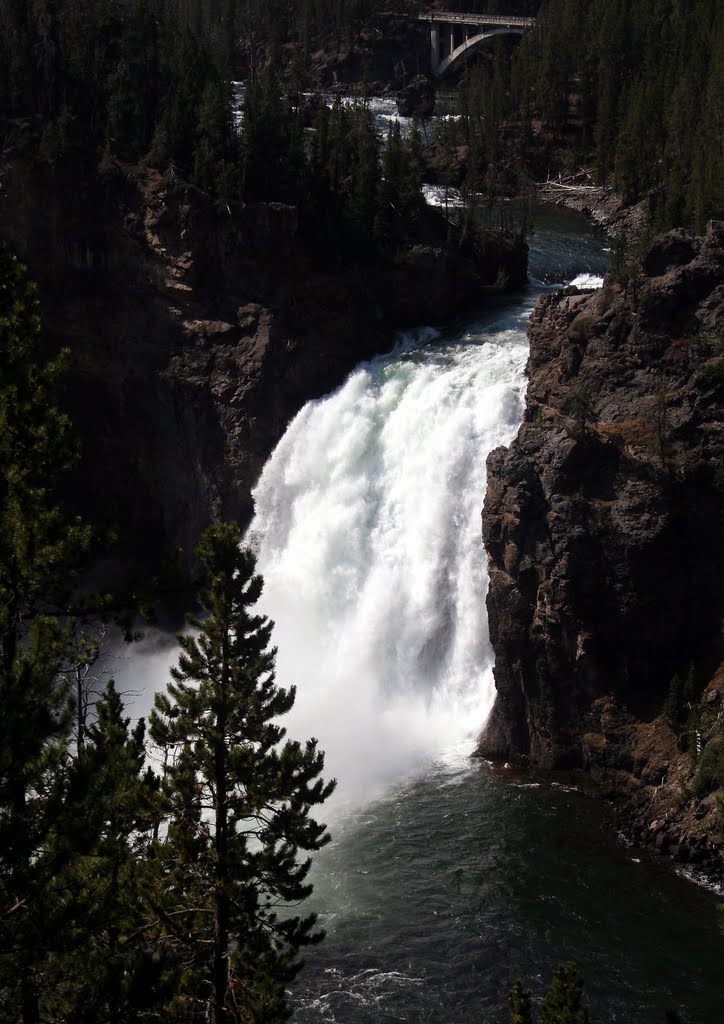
0;158;526;568
478;224;724;873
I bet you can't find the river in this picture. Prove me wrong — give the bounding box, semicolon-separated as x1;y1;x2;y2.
240;206;723;1024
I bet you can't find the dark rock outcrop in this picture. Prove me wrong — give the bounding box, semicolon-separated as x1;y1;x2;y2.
480;222;724;764
0;157;526;569
396;75;435;118
477;223;724;871
307;16;429;94
640;227;701;278
581;665;724;878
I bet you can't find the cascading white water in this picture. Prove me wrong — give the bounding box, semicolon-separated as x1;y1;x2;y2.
246;309;531;806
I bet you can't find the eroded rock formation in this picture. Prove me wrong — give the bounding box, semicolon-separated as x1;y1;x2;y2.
479;223;724;873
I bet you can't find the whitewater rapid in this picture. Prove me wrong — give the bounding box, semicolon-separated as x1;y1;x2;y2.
247;308;532;805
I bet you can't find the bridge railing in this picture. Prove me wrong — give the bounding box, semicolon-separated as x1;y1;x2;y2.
418;12;535;28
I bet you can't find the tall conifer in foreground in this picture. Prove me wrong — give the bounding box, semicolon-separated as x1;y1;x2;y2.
0;246;91;1023
0;248;154;1024
150;523;335;1023
44;681;162;1023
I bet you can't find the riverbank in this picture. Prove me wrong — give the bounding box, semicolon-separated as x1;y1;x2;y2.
537;170;650;241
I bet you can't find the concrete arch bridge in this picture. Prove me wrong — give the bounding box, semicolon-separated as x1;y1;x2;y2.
417;10;536;77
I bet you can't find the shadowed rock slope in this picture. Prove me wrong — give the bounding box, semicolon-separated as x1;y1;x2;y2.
0;159;526;568
478;223;724;875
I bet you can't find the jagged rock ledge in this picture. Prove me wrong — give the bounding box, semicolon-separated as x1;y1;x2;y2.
477;223;724;877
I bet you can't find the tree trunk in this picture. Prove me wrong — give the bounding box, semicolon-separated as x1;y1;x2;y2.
21;971;40;1024
212;638;230;1023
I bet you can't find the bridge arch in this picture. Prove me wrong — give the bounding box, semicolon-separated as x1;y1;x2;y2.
418;12;535;78
435;27;525;78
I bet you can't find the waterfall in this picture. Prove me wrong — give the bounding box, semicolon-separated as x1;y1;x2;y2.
246;309;531;806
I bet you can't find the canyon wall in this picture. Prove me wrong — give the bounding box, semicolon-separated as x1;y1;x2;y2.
479;224;724;873
0;159;526;568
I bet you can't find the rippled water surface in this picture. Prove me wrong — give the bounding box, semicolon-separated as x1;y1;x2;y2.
292;758;723;1024
114;633;724;1023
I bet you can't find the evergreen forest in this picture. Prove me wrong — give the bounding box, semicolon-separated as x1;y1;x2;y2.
1;1;721;233
513;0;723;229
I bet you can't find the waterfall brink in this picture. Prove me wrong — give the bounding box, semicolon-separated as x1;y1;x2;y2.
247;313;530;805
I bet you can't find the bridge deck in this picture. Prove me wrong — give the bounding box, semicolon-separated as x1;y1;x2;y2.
418;11;535;28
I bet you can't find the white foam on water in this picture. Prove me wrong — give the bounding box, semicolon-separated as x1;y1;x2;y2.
569;272;604;289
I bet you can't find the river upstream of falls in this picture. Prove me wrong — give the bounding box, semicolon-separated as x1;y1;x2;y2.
120;207;723;1023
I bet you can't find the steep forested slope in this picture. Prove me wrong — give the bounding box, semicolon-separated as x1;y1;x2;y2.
1;0;721;564
5;0;718;230
416;1;723;233
513;0;723;229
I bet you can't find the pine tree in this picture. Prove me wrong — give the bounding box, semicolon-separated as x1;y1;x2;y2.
346;101;380;248
150;523;335;1023
43;682;161;1023
499;964;591;1024
0;245;92;1024
193;74;237;205
374;122;404;246
540;962;591;1024
240;66;293;202
104;0;161;162
507;979;533;1024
